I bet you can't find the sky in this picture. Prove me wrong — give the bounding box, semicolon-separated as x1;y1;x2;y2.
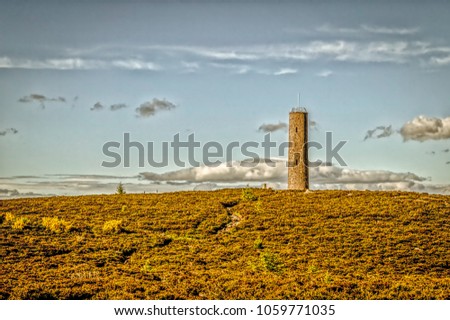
1;0;450;198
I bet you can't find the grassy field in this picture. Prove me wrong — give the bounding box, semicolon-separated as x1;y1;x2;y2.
1;189;449;299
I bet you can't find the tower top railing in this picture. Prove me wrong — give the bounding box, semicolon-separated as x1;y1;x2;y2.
291;107;307;113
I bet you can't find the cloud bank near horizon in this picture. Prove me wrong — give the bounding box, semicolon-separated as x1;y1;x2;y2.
364;115;450;142
0;164;448;199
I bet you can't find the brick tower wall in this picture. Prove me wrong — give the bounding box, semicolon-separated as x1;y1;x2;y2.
288;111;309;190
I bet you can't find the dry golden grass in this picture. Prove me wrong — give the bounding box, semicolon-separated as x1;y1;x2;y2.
0;189;449;299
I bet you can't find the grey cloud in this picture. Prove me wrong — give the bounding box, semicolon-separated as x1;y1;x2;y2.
90;102;105;111
400;116;450;142
258;122;287;133
0;188;50;198
193;183;218;191
72;96;79;108
0;174;166;198
364;125;395;141
310;165;426;184
45;173;137;180
136;98;176;118
18;94;66;108
90;102;127;111
110;103;128;111
0;128;18;136
0;188;20;196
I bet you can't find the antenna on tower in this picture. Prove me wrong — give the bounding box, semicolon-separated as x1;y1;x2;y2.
291;92;307;112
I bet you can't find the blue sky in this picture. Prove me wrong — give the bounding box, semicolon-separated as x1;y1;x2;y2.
1;0;449;197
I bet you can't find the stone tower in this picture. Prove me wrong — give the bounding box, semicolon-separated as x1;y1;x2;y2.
288;108;309;190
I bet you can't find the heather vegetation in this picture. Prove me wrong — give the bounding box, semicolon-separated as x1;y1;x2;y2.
1;189;449;299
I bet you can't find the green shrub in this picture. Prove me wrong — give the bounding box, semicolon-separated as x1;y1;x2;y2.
103;219;123;234
116;182;126;194
250;251;284;273
42;217;72;233
259;251;284;273
241;188;258;201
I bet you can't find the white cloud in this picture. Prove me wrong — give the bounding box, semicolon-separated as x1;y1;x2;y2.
4;35;450;71
1;168;448;198
139;160;427;188
273;68;298;76
111;59;160;70
361;25;420;35
195;40;444;64
208;62;252;74
400;115;450;142
429;55;450;66
139;160;287;183
316;24;359;34
181;61;200;73
317;24;419;36
316;70;333;77
0;56;159;70
175;46;259;61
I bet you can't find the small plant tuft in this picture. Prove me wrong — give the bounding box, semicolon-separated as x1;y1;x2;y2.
12;217;29;231
254;199;263;213
5;212;15;223
42;217;72;233
141;259;153;273
103;219;123;234
254;237;264;249
308;265;318;274
323;271;333;284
